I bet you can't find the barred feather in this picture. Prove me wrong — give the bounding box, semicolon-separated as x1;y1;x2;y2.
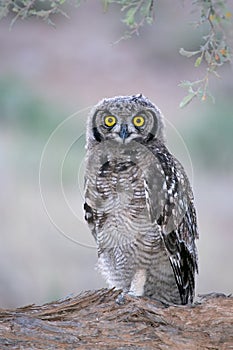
84;95;199;305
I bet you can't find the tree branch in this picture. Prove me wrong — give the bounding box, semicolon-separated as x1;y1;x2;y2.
0;289;232;349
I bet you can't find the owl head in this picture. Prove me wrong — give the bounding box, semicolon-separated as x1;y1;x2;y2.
86;94;165;149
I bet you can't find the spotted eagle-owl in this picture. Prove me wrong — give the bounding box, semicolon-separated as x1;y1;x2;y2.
84;94;199;305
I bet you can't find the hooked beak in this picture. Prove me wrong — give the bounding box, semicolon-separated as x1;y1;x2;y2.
119;123;130;142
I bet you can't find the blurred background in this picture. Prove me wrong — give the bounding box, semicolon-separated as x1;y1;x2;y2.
0;0;232;308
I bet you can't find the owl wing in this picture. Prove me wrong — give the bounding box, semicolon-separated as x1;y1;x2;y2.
83;158;118;252
84;201;97;240
83;175;98;242
146;140;199;304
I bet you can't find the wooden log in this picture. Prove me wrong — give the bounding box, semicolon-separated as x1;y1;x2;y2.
0;289;232;349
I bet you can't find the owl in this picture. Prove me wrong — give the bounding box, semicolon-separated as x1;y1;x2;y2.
84;94;199;305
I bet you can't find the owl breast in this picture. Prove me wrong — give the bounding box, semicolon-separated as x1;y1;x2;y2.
96;159;149;233
84;140;180;302
85;141;155;248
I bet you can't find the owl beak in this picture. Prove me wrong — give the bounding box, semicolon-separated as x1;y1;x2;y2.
119;123;129;142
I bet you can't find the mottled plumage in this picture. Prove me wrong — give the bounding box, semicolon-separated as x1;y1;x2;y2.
84;94;199;305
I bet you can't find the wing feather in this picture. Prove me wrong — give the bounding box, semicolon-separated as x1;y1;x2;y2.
147;140;199;304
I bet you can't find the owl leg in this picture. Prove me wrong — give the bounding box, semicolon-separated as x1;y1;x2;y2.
129;269;147;296
116;269;147;305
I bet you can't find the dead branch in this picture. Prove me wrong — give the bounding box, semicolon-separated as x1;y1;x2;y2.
0;288;232;349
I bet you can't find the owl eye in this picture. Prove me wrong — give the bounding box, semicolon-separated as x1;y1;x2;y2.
104;115;117;127
133;115;145;128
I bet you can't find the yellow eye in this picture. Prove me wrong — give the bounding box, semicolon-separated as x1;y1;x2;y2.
104;115;117;127
133;115;145;127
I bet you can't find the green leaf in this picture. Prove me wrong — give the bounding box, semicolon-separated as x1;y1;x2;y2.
179;93;196;108
178;80;192;88
179;48;201;58
204;50;212;64
146;16;153;25
124;7;137;27
195;56;202;67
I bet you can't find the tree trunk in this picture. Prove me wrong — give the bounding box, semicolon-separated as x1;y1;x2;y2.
0;288;232;349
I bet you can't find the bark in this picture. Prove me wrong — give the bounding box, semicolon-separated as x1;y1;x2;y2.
0;288;232;349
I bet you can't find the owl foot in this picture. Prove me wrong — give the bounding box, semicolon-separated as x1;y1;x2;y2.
115;291;141;305
115;292;126;305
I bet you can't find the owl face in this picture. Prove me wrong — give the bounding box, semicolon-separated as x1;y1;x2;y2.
87;94;165;148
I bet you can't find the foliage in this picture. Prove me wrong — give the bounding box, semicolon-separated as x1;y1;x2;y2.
102;0;154;39
0;0;68;27
0;0;232;106
179;0;232;107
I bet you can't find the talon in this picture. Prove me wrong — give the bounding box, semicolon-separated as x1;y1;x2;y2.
116;293;126;305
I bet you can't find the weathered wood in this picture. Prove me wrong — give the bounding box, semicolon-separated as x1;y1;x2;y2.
0;289;232;349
